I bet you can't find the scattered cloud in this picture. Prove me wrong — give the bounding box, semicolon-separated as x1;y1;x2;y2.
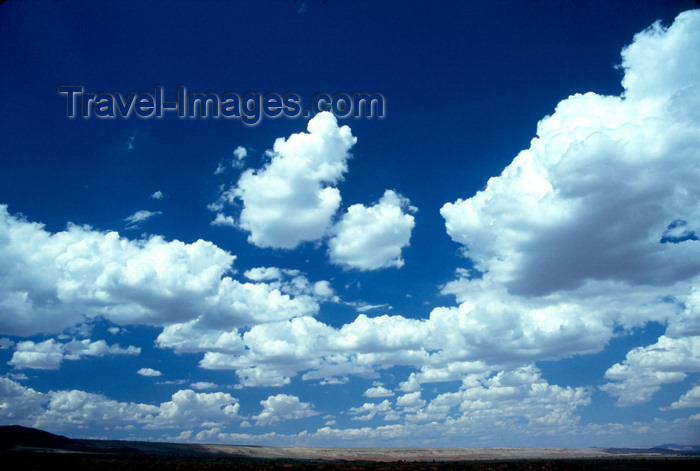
215;146;248;175
253;394;318;426
328;190;416;271
348;399;392;421
348;302;390;313
190;381;217;391
666;385;700;410
210;212;236;227
1;380;243;433
214;112;356;249
151;191;165;200
137;367;162;377
363;383;394;398
233;146;247;165
601;335;700;407
124;210;162;230
8;338;140;370
244;267;290;282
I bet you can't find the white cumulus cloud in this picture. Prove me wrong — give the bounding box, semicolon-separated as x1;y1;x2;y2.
9;338;140;370
441;11;700;296
666;385;700;410
363;383;394;398
329;190;416;270
216;112;356;249
253;393;318;426
601;335;700;407
137;367;162;377
0;205;324;337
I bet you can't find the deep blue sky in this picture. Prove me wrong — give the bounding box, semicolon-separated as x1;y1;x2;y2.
1;0;700;447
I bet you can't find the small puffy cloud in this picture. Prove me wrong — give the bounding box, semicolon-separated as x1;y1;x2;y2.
396;391;424;409
137;367;162;377
363;383;394;398
190;381;217;391
124;210;162;229
214;112;356;249
312;280;335;299
348;399;393;421
8;338;139;370
215;147;247;175
244;266;284;281
151;191;165;200
233;146;247;163
329;190;416;271
210;212;236;227
253;394;318;426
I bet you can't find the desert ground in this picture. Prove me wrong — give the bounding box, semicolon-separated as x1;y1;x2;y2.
2;425;699;470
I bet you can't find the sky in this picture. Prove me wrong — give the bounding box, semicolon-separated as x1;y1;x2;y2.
1;0;700;448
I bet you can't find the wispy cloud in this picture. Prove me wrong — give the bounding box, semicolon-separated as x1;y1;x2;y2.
124;210;162;229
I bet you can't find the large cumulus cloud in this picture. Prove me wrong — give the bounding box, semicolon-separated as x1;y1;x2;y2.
441;12;700;296
437;9;700;415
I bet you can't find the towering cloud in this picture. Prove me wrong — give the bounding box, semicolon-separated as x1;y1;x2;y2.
441;12;700;296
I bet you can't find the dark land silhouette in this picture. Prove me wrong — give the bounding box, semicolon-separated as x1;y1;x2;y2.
2;425;699;470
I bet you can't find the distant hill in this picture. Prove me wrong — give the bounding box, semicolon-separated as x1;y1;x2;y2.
656;444;700;454
0;425;215;456
0;425;76;450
